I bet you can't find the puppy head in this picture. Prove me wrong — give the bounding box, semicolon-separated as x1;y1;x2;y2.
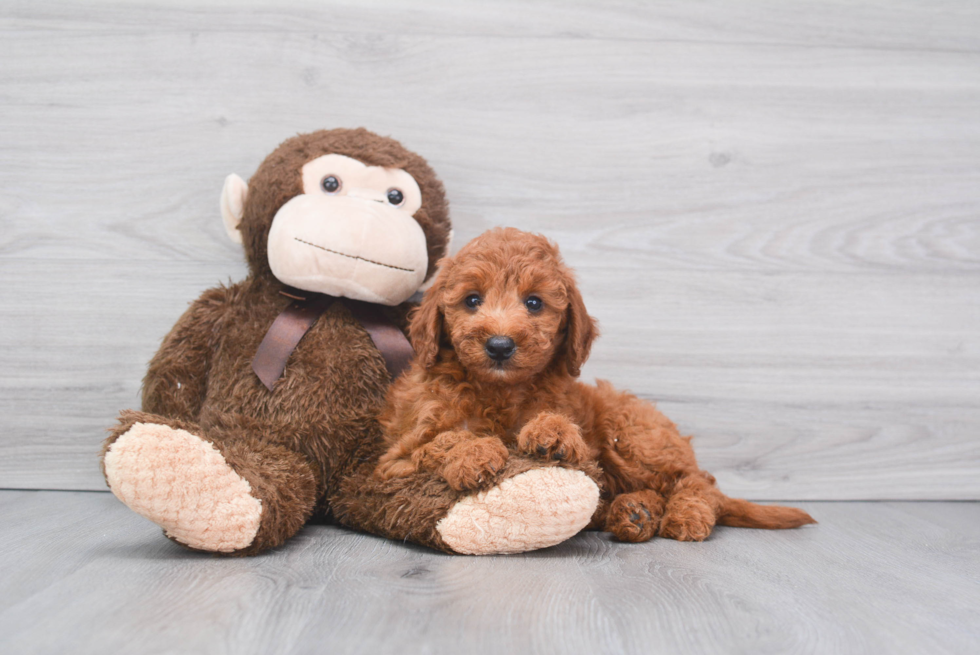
410;227;598;383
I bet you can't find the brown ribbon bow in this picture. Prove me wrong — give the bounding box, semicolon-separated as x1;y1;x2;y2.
251;289;414;392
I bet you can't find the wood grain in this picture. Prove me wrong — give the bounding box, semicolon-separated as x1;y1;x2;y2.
0;0;978;496
0;491;978;654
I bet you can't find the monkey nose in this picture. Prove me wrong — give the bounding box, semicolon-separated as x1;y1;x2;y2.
485;335;516;362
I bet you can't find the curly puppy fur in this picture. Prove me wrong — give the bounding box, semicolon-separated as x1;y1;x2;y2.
377;227;815;542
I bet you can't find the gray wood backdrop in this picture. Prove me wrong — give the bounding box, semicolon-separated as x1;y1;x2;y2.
1;0;978;499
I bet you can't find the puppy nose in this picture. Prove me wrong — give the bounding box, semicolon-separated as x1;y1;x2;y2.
485;335;516;362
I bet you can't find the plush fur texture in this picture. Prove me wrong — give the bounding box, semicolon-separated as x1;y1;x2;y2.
103;421;263;552
101;130;601;556
436;467;600;555
377;227;816;542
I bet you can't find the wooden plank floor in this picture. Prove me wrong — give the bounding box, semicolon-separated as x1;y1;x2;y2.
1;491;976;655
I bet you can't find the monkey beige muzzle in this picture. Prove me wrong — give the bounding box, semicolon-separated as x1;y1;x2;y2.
267;194;429;305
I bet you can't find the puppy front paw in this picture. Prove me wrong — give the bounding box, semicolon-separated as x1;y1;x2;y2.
517;412;590;464
375;458;416;481
442;437;509;492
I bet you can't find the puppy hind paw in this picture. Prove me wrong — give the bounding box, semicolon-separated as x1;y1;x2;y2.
605;491;664;543
659;498;716;542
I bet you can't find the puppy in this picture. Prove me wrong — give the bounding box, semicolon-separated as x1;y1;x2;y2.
376;227;814;542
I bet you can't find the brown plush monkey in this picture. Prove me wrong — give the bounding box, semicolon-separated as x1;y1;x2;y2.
100;128;600;556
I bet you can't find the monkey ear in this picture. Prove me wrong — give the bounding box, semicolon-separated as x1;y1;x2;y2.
220;173;248;245
560;276;599;377
408;267;447;369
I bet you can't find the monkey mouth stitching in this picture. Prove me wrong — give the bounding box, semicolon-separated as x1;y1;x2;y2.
294;238;415;272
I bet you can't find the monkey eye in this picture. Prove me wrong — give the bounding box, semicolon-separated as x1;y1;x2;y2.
525;296;544;312
386;188;405;206
464;294;483;309
321;175;341;194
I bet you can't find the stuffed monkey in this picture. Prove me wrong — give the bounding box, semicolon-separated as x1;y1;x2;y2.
100;128;600;555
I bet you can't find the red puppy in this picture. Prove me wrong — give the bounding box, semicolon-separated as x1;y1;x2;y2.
377;228;814;542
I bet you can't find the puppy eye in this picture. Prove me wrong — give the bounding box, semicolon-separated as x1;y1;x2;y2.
525;296;543;312
386;188;404;206
321;175;341;194
464;294;483;309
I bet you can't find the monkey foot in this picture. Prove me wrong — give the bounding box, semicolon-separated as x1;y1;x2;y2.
103;422;262;553
435;467;600;555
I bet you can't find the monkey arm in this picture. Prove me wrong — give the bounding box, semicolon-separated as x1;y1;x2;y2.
141;285;231;421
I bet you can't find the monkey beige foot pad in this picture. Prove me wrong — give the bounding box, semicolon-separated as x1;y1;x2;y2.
436;468;600;555
103;423;262;553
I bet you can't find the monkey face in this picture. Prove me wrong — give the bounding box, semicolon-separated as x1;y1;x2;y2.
222;129;452;305
261;154;429;305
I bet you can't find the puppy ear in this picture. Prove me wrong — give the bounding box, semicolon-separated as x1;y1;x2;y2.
408;269;446;369
561;275;598;377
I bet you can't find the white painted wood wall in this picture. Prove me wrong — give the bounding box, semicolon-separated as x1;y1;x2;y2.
2;0;977;499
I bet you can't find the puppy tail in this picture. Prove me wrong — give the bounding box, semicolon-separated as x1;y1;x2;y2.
716;496;816;530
